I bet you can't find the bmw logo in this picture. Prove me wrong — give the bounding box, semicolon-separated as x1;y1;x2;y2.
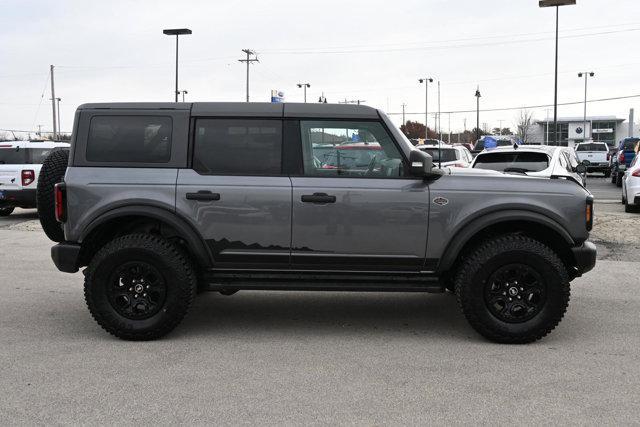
576;127;583;134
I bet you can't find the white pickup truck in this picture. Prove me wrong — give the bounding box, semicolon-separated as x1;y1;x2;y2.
575;142;610;176
0;141;70;216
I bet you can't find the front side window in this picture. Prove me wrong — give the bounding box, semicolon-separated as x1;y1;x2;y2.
87;116;172;163
193;119;282;175
473;152;550;173
300;121;404;178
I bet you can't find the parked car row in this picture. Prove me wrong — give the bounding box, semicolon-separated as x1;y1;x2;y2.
0;141;70;216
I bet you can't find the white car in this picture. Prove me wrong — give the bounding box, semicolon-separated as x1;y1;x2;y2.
417;144;473;168
0;140;70;216
622;154;640;213
471;145;587;186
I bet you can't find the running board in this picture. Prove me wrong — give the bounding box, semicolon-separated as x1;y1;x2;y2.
201;271;445;293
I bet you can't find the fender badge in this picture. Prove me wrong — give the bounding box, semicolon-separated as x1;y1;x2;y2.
433;197;449;206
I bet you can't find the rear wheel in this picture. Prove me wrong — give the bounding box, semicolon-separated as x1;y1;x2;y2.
37;149;69;242
455;234;570;344
84;233;197;340
0;207;14;216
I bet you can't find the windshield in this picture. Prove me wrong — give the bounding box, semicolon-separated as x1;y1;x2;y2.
419;147;458;162
576;143;608;152
322;147;385;169
621;139;639;151
473;152;550;173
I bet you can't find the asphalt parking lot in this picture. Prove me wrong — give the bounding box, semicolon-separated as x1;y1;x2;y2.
1;177;639;424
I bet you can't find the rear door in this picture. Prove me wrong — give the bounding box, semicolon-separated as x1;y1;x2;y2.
176;117;291;270
290;119;430;272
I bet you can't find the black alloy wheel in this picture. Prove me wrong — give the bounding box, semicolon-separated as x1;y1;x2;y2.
484;264;547;323
108;261;168;320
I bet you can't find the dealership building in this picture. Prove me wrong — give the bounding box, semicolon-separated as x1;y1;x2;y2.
527;115;639;148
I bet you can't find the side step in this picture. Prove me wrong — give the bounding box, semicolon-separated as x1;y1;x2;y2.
201;270;445;293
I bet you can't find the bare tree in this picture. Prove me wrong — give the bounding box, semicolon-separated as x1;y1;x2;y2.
516;110;534;144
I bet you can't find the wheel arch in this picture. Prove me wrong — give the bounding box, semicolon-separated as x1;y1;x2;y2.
79;205;212;269
438;210;576;276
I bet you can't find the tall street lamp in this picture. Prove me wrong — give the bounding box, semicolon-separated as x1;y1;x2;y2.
418;77;434;139
297;83;311;103
163;28;192;102
578;72;595;142
539;0;576;145
181;90;188;102
475;87;482;143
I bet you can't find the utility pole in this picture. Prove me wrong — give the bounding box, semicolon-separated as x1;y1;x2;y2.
401;103;407;127
578;72;595;142
297;83;311;102
239;49;258;102
50;65;57;140
56;98;61;137
37;125;42;136
438;80;442;140
475;86;481;143
448;112;451;143
419;77;434;139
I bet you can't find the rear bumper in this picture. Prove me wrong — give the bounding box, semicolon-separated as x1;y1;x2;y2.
586;163;608;171
51;242;81;273
0;188;36;208
571;241;597;277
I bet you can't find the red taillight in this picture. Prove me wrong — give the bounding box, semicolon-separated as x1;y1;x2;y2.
633;169;640;177
21;169;35;186
607;152;611;161
618;152;625;163
54;183;66;222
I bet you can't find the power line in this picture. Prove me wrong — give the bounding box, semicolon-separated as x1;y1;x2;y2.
386;94;640;116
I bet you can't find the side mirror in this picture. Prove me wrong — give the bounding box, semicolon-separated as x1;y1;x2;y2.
409;149;434;177
575;163;587;174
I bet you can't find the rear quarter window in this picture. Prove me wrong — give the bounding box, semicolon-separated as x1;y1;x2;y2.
576;144;608;152
473;152;550;172
86;116;172;163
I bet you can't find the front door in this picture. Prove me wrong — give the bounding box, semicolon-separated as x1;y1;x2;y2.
176;118;291;269
290;120;430;271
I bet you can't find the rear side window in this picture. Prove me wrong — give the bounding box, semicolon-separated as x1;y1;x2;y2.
193;119;282;175
473;152;550;172
86;116;172;163
576;143;607;152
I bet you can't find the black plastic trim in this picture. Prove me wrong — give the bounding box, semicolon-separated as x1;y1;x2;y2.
0;188;37;208
51;242;81;273
571;240;597;276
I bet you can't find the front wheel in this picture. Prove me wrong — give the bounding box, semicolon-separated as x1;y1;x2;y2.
454;234;570;344
0;206;14;216
84;233;197;340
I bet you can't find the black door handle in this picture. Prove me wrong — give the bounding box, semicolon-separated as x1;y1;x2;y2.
186;190;221;201
301;193;336;204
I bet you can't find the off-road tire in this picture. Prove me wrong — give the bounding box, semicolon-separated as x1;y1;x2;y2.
37;149;69;242
0;207;14;216
84;233;197;340
455;234;570;344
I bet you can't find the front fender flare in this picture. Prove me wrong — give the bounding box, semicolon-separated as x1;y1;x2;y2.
437;209;575;273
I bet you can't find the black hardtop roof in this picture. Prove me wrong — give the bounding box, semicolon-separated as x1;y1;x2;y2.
78;102;380;119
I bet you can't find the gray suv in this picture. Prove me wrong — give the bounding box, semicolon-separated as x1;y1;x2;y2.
41;102;596;343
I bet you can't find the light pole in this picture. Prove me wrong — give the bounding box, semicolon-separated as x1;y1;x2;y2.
437;80;442;140
181;90;188;102
163;28;192;102
297;83;311;103
418;77;434;139
578;72;595;142
539;0;576;145
475;86;482;143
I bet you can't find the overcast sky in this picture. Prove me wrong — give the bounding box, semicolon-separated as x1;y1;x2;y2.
1;0;639;134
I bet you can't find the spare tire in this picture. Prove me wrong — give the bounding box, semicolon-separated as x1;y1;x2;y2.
37;149;69;242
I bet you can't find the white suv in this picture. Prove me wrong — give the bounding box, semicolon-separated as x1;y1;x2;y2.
0;140;70;216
